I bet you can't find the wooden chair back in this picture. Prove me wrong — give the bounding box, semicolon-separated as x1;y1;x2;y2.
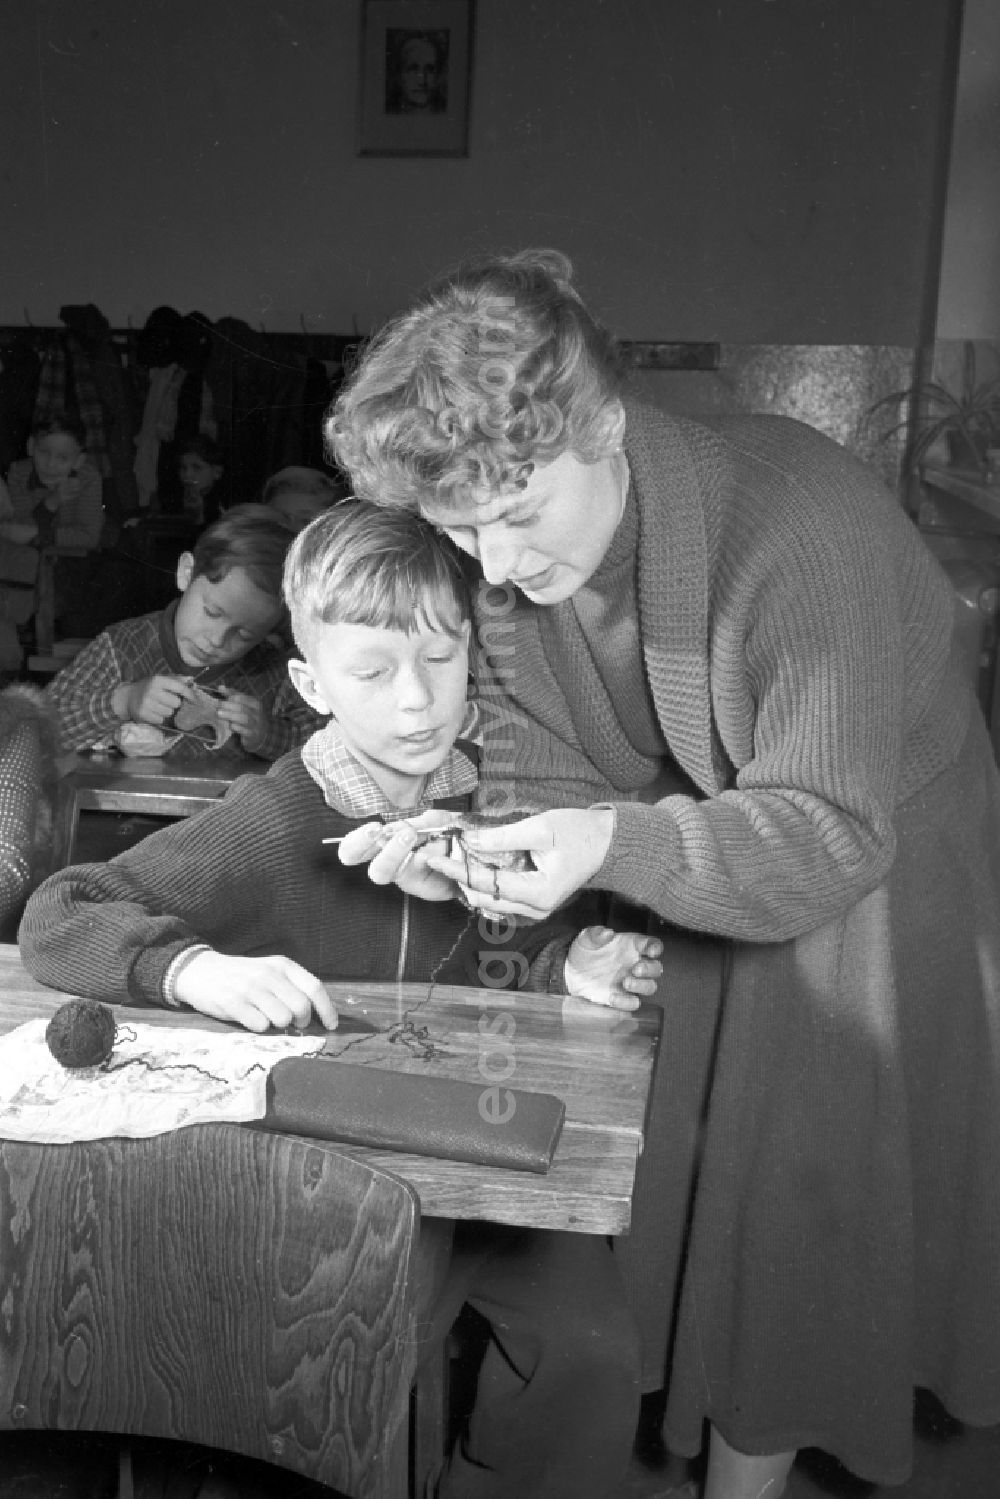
0;1123;421;1499
49;757;256;870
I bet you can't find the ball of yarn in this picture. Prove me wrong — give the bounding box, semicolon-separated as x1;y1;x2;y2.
45;999;117;1070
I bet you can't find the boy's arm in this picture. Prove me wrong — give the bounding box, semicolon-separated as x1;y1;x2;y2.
45;632;127;750
54;463;104;550
20;777;278;1006
20;850;216;1006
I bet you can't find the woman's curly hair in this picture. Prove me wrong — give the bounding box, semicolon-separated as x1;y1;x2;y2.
326;249;625;513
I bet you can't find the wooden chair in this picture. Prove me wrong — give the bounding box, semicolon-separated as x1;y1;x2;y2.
0;1123;446;1499
27;543;89;671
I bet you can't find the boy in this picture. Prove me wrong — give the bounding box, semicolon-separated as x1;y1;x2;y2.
5;412;104;554
262;463;342;532
21;502;660;1498
46;504;319;762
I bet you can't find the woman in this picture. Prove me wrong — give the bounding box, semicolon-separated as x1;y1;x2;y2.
328;249;1000;1499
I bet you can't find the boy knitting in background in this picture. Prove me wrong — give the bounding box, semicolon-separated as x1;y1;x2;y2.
46;504;319;762
22;501;659;1498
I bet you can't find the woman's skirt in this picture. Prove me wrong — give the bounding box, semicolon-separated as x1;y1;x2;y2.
615;717;1000;1484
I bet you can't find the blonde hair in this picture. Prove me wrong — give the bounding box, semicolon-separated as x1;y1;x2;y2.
282;500;469;656
326;248;624;515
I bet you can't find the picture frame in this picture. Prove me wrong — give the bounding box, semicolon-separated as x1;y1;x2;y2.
358;0;475;157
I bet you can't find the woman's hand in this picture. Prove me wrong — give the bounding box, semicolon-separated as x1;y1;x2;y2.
564;927;663;1012
172;950;339;1033
337;810;465;903
426;808;616;921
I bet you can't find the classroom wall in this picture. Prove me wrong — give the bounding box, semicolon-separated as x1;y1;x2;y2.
1;0;959;343
935;0;1000;339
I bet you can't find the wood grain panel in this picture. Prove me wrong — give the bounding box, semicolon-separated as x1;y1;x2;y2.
0;1126;419;1498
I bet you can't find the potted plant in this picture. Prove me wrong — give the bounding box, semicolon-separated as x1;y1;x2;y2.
865;340;1000;477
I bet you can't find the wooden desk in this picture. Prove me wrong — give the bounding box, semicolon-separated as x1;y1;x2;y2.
0;945;660;1236
53;753;268;866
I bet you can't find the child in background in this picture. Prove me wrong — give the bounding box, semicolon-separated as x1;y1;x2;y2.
5;412;104;553
262;464;340;531
22;500;661;1499
46;505;319;762
0;414;105;656
177;433;225;527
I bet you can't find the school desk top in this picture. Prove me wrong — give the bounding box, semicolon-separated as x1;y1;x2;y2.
0;945;660;1235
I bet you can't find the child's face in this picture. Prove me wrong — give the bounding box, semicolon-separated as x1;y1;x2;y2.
29;433;83;488
180;453;222;495
288;612;471;806
267;491;328;531
174;558;284;671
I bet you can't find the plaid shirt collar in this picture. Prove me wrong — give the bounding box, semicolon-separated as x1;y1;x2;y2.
301;719;478;820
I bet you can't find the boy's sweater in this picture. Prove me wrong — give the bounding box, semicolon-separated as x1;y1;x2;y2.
19;748;571;1006
46;600;320;761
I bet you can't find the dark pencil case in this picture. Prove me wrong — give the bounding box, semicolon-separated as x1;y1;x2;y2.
263;1057;565;1174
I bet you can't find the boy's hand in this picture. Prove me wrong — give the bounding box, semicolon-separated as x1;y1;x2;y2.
338;811;461;903
46;474;81;507
216;689;265;750
563;927;663;1013
172;950;338;1033
115;674;194;727
59;473;83;500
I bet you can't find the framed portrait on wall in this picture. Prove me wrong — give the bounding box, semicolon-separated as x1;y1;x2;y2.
358;0;475;156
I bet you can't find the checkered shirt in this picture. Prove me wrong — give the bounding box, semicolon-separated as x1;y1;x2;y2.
301;718;478;819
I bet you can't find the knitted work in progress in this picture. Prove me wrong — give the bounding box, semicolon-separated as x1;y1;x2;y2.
363;812;532;875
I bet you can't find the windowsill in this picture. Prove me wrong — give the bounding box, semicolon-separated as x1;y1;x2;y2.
921;465;1000;527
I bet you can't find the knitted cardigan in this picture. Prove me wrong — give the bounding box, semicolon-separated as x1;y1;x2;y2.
473;400;971;941
467;401;1000;1481
19;751;571;1007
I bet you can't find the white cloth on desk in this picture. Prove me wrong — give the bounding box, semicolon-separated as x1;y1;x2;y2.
0;1017;323;1143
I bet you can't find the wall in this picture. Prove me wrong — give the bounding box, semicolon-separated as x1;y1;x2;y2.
935;0;1000;338
0;0;959;342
